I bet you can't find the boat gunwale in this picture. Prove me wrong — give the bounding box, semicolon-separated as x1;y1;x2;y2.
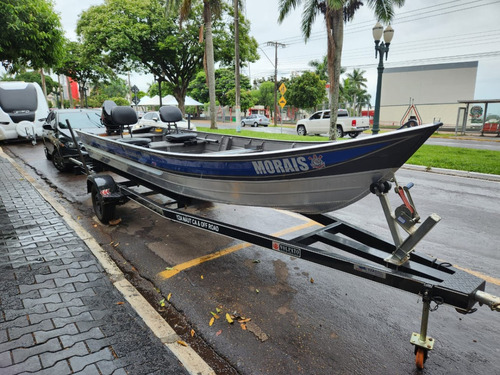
75;122;441;160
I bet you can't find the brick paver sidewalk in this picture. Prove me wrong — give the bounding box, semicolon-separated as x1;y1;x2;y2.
0;155;189;374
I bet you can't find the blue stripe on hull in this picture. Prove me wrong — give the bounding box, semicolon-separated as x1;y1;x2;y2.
89;139;391;180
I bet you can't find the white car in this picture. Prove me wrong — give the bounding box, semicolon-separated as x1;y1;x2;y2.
295;109;370;138
133;111;196;131
241;114;270;127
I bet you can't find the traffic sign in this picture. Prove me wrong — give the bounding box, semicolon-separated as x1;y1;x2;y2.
278;96;286;108
132;96;140;105
279;83;287;96
131;85;139;94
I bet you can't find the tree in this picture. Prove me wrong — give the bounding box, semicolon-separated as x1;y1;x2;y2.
308;55;329;82
278;0;404;140
257;81;275;111
187;68;251;107
227;88;255;113
3;71;58;94
344;69;369;115
167;0;222;129
87;77;130;108
0;0;64;73
55;41;113;108
287;71;327;111
79;0;256;117
78;0;203;113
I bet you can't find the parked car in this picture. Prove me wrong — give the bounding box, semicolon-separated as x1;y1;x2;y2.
241;114;270;127
295;109;370;138
42;109;104;171
133;111;197;132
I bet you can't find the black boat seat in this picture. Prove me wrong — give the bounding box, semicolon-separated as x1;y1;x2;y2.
165;133;197;143
117;137;151;147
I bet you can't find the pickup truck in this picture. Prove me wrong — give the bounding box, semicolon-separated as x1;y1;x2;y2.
295;109;370;138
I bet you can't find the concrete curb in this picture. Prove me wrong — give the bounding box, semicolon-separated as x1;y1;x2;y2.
403;163;500;183
0;148;215;375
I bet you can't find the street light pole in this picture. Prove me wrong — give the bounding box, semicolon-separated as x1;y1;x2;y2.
372;23;394;135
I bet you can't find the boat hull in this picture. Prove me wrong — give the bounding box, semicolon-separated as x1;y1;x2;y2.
77;123;440;214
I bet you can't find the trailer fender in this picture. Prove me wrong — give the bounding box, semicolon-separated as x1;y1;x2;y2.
87;174;117;195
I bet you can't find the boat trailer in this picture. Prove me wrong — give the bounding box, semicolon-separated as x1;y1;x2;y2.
76;159;500;370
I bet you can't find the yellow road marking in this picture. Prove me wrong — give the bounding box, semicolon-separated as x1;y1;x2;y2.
452;264;500;286
158;220;318;279
158;217;500;288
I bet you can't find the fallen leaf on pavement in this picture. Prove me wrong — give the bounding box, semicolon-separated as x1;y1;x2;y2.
216;330;222;336
310;277;314;283
210;312;220;319
167;293;172;301
209;317;215;326
109;218;122;226
226;313;234;324
177;340;188;347
116;301;124;305
191;329;195;337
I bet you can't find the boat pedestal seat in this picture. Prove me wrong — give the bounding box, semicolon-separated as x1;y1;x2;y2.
117;137;151;147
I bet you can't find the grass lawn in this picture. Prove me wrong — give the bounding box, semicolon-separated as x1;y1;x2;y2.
197;127;500;176
407;145;500;175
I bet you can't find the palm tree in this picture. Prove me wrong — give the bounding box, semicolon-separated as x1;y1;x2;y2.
166;0;222;129
308;55;329;82
346;68;367;91
346;68;367;115
279;0;404;140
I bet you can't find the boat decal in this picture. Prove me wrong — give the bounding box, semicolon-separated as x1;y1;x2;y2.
252;156;309;175
272;241;302;258
175;213;220;233
308;154;325;169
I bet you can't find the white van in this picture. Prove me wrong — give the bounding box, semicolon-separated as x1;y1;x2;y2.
0;81;49;142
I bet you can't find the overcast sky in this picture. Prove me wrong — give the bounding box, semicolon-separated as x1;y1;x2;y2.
53;0;500;102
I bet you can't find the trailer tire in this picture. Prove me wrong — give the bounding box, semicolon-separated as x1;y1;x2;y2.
91;185;115;224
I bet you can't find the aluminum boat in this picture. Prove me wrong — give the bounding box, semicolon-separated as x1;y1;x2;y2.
75;105;441;214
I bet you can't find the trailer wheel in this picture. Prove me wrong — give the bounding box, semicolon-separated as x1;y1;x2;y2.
415;347;427;370
91;185;115;224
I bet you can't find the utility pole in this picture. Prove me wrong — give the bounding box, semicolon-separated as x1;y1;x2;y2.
266;41;285;126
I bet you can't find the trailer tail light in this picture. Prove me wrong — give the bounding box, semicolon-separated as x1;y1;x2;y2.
352;119;357;127
100;188;111;196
